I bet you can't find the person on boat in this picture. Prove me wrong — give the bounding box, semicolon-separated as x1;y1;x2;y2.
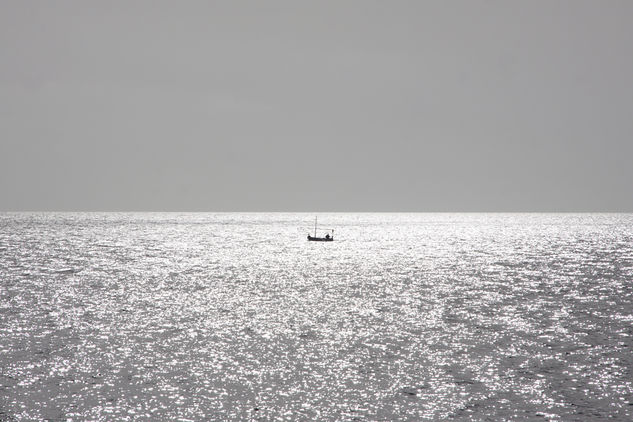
325;233;330;240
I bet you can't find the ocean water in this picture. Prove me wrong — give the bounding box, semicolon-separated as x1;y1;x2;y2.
1;212;632;421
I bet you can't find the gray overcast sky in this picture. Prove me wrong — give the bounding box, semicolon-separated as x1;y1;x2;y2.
1;0;632;211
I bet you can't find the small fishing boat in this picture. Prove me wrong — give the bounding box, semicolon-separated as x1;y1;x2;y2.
307;217;334;241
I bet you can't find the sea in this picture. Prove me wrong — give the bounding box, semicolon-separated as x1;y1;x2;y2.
1;212;632;421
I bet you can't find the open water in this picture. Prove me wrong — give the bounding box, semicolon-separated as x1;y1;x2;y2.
1;213;632;421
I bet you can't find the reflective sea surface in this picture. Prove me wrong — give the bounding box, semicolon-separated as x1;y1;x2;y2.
1;213;632;420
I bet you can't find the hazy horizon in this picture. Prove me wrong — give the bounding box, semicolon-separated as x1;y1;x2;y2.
2;1;632;212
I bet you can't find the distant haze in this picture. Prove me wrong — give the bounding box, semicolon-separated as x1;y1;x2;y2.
1;1;632;211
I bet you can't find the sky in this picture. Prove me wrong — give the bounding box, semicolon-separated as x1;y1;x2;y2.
1;0;632;211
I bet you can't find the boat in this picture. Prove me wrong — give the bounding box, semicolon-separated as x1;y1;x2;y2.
307;216;334;241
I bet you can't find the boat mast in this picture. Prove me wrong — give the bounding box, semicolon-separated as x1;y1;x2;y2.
314;216;317;237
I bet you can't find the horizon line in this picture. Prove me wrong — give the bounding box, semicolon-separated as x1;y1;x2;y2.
1;210;632;214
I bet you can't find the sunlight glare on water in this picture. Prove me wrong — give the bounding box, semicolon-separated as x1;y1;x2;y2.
1;213;632;420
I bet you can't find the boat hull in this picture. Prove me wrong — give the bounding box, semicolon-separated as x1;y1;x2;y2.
307;236;333;241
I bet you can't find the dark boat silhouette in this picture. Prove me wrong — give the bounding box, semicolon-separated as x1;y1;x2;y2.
307;217;334;241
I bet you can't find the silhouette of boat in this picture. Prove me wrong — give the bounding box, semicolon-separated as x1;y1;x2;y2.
307;217;334;241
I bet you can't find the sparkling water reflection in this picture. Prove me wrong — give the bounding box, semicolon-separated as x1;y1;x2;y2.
1;213;632;420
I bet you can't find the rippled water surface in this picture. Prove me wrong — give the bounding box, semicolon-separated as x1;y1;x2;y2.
1;213;633;420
